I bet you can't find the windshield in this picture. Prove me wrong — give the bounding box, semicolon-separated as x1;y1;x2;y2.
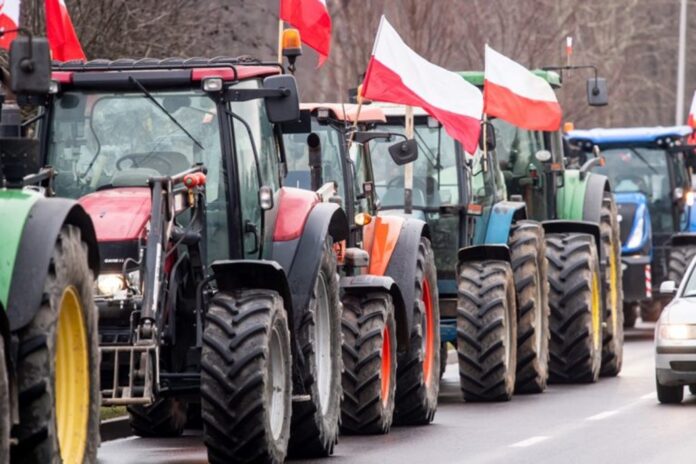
46;90;222;199
682;264;696;297
591;147;674;233
372;122;459;209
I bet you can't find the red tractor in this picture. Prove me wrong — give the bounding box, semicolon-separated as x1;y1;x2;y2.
40;58;348;462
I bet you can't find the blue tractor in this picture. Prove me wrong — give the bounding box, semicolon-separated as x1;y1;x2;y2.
568;126;696;326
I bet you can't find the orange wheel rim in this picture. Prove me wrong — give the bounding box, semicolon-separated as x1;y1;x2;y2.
380;326;391;407
421;278;434;386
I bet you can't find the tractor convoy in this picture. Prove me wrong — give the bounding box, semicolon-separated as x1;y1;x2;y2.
4;22;681;464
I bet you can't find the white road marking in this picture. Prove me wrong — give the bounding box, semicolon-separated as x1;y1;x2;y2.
510;436;550;447
586;410;619;421
641;392;657;400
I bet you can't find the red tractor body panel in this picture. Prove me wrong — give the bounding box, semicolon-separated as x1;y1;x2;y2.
273;187;320;241
79;188;151;242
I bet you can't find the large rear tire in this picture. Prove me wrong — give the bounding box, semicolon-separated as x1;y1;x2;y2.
340;291;397;435
509;221;550;394
600;197;624;377
11;225;100;464
394;237;440;425
288;238;342;457
128;398;188;437
667;245;696;287
201;290;291;464
0;334;10;464
457;260;517;402
546;233;603;383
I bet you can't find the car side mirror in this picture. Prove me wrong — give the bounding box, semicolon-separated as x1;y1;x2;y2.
9;36;51;95
587;77;608;107
660;280;676;295
388;139;418;166
263;75;300;123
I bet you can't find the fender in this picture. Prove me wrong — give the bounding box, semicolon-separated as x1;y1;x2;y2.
581;172;611;224
457;244;511;265
477;201;527;245
341;274;408;347
542;220;602;256
557;170;610;223
383;217;430;350
364;215;406;277
670;233;696;247
6;197;99;332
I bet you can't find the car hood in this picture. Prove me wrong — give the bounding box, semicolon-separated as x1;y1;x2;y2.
660;297;696;324
79;188;152;242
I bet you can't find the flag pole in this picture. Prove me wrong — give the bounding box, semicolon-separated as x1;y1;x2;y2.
404;105;414;214
482;113;489;172
277;19;284;64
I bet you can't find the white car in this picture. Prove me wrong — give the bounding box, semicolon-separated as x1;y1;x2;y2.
655;261;696;404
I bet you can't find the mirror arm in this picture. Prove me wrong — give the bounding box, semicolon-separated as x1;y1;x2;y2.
578;156;601;179
225;87;289;102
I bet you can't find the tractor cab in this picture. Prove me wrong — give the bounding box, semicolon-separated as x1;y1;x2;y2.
568;126;695;323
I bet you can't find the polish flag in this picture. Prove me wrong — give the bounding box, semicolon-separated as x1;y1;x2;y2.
687;91;696;128
0;0;20;50
280;0;331;66
484;45;562;131
45;0;86;62
362;16;483;154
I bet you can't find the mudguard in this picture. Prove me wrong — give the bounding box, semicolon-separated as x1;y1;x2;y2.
457;244;511;265
476;201;527;245
557;170;610;223
6;197;99;332
581;172;611;224
542;220;602;256
341;274;408;346
383;217;430;351
670;233;696;247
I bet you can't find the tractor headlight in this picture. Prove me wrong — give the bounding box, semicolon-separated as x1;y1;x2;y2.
96;274;127;297
659;324;696;340
626;214;645;250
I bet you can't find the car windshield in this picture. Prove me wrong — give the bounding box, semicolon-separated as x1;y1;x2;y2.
681;265;696;297
45;90;223;200
371;122;459;208
591;147;673;232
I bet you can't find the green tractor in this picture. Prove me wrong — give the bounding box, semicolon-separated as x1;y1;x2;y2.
460;70;623;381
0;36;100;462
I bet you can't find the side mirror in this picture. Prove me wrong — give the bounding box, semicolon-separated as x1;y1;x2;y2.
660;280;677;295
534;150;552;163
263;75;300;123
307;132;323;191
587;77;608;107
478;122;496;151
9;36;51;95
388;139;418;166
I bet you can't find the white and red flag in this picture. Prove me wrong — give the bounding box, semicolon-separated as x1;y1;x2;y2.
45;0;85;62
687;90;696;128
362;16;483;154
484;45;562;131
0;0;20;50
280;0;331;66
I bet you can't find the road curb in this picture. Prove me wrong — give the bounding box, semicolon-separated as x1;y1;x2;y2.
100;416;131;442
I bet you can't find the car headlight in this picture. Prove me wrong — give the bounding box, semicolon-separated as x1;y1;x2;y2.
96;274;127;297
659;324;696;340
626;212;645;249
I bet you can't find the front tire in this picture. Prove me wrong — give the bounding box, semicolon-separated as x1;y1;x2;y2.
11;225;100;464
509;221;550;394
457;260;517;401
668;245;696;287
201;290;291;464
288;238;342;457
341;291;397;435
394;237;440;424
546;233;603;383
600;197;624;377
128;398;188;437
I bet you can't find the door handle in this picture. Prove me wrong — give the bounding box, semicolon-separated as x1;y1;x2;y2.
244;221;260;254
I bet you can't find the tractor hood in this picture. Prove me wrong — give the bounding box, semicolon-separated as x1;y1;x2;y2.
79;188;151;243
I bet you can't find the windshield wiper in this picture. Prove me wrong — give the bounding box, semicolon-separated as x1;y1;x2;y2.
128;76;204;150
413;129;441;170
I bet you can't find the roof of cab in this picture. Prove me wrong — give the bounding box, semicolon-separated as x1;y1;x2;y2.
567;126;693;145
372;102;429;117
301;103;386;123
458;70;561;88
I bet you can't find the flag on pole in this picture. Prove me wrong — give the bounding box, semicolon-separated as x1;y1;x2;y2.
45;0;86;62
0;0;21;50
688;90;696;128
362;16;483;154
280;0;331;66
484;45;562;131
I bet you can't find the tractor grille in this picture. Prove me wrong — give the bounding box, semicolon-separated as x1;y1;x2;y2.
617;202;637;244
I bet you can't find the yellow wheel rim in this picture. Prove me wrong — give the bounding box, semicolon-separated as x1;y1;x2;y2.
609;242;619;334
55;286;89;464
591;270;602;350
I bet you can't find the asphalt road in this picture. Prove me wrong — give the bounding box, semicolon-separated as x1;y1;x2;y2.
98;323;696;464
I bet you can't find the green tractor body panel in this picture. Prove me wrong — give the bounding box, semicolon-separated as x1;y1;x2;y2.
458;70;561;88
556;170;587;220
0;189;41;309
